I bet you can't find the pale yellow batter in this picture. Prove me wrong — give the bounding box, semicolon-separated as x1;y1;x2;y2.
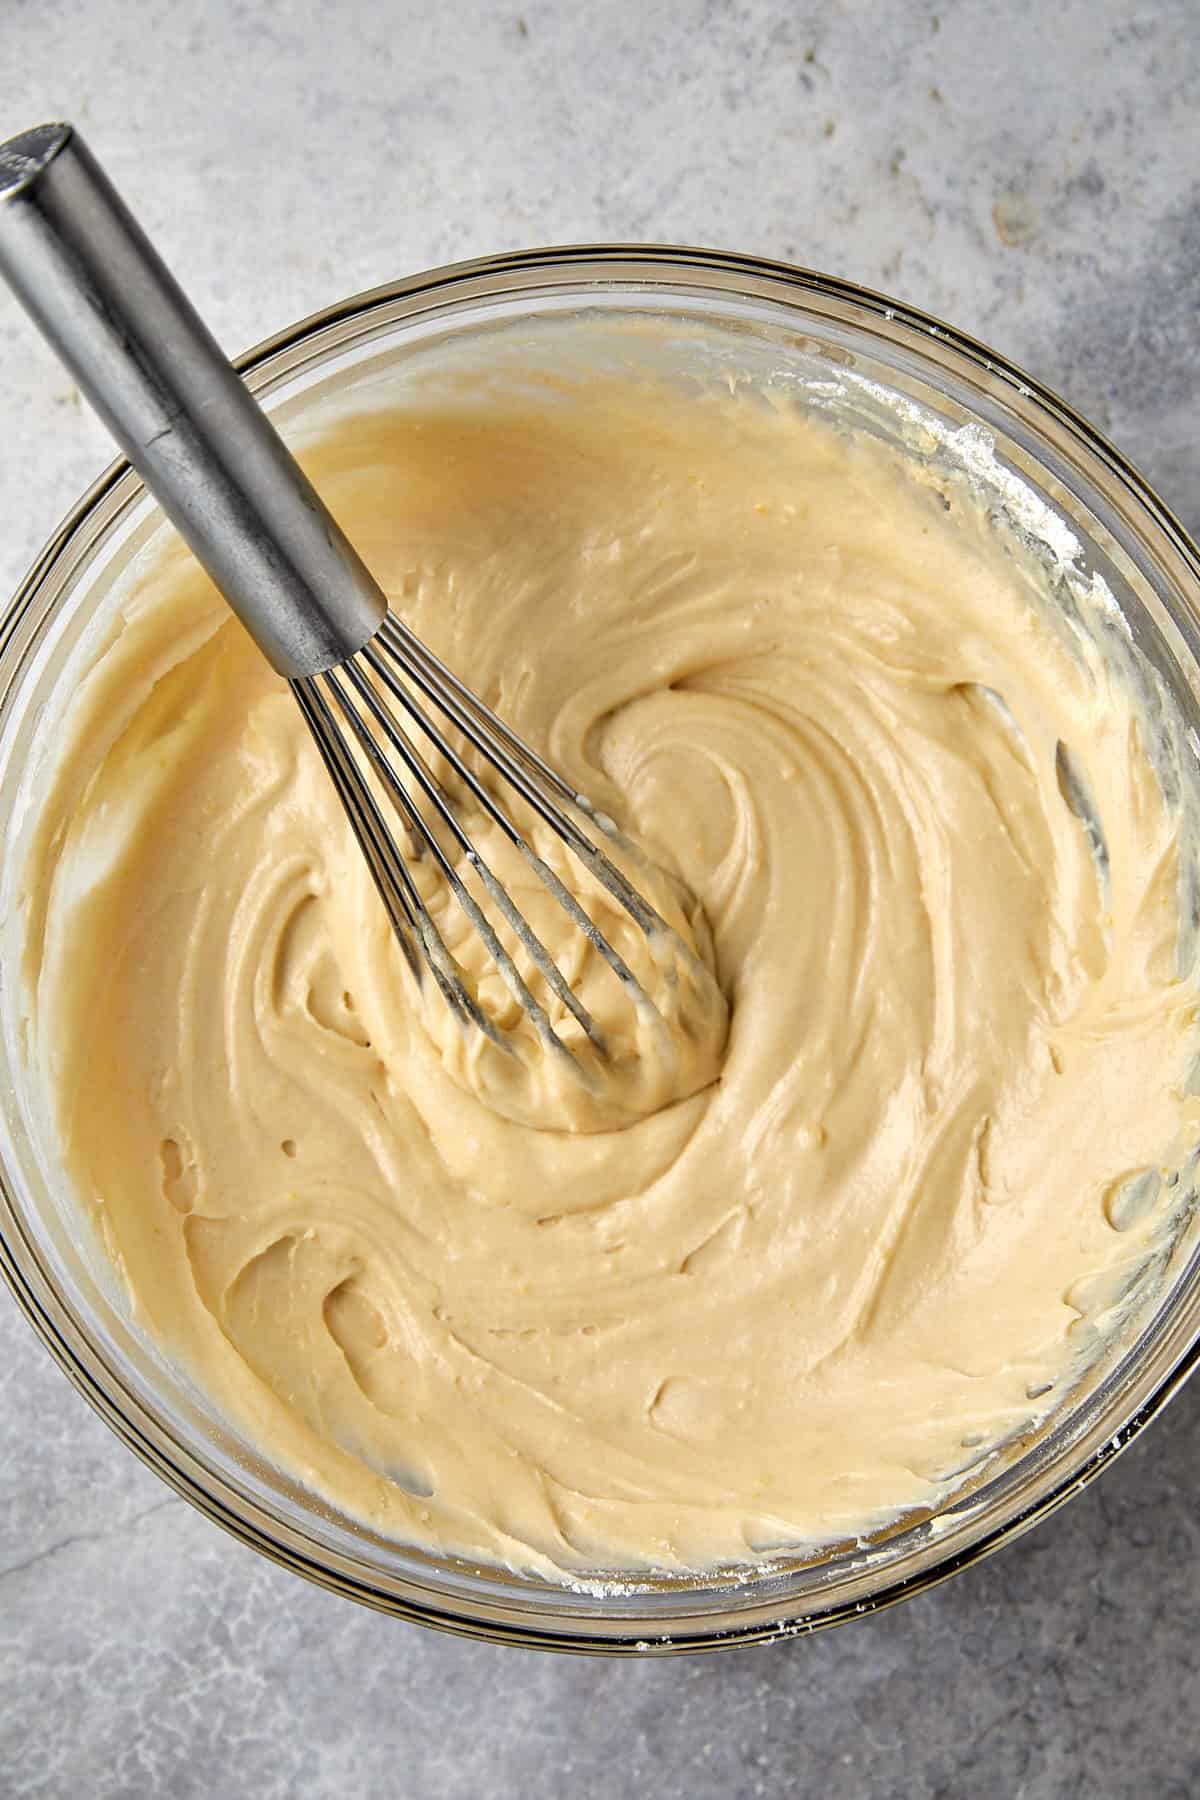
20;347;1200;1575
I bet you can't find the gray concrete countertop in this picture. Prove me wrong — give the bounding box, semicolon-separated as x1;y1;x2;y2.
2;3;1199;1794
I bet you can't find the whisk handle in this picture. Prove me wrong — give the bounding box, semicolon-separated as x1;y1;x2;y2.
0;124;385;678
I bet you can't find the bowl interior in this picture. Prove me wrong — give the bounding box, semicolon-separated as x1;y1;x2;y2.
2;249;1200;1651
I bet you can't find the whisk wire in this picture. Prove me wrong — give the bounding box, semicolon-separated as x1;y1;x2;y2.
291;613;713;1079
360;640;654;1030
339;658;608;1057
293;675;499;1043
380;613;575;801
318;662;595;1075
375;617;669;943
292;679;418;937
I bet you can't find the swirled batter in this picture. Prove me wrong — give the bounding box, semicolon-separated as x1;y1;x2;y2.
21;347;1200;1574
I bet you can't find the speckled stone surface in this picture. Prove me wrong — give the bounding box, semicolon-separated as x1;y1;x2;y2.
3;3;1200;1794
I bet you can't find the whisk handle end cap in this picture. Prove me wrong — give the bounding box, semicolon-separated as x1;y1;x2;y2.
0;123;73;197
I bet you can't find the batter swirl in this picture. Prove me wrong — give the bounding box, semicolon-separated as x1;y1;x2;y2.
22;345;1200;1573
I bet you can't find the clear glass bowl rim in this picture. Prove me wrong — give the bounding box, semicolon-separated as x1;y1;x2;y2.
4;242;1200;1656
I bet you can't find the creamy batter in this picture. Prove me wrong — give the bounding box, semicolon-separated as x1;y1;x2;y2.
21;346;1200;1574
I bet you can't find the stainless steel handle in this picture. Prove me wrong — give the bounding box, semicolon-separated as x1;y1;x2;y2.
0;124;385;678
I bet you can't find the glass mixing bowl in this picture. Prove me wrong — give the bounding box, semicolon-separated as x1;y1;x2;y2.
3;246;1200;1655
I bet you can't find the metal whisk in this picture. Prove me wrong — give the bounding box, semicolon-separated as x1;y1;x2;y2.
0;124;721;1088
294;613;683;1063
